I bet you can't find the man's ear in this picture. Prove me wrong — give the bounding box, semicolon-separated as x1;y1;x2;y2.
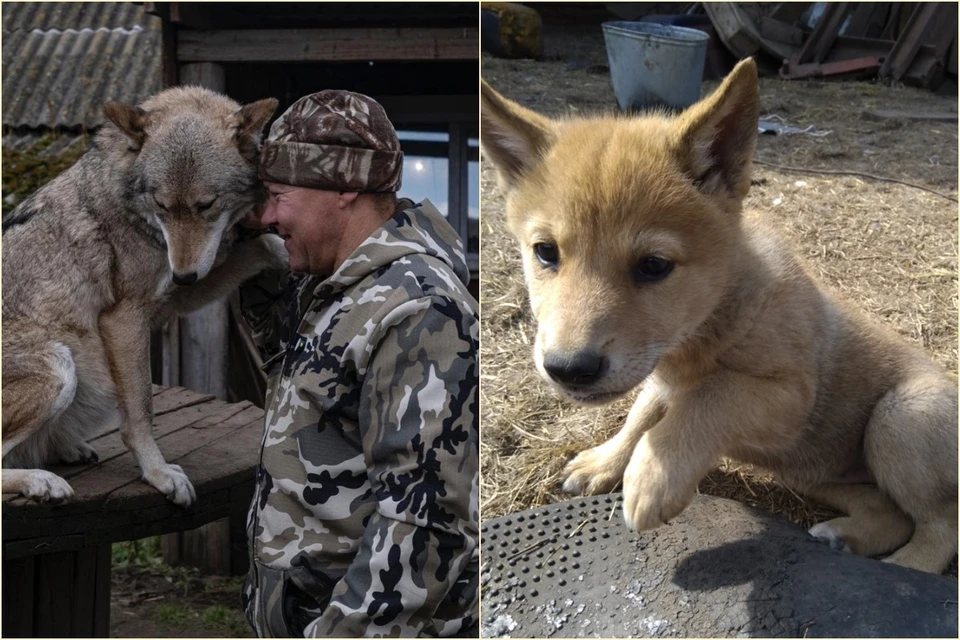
672;57;759;200
103;102;151;151
338;191;360;209
480;79;556;192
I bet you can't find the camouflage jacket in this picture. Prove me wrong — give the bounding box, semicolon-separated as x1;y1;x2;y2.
240;199;479;638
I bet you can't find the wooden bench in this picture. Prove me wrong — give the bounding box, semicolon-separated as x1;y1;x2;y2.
2;385;265;637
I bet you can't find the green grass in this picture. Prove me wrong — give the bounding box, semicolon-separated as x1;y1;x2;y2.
112;536;164;568
153;604;192;626
201;604;250;636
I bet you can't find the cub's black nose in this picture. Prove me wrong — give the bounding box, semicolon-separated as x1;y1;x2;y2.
172;271;198;286
543;350;607;386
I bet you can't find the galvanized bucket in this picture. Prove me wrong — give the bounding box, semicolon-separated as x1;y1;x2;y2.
602;21;709;111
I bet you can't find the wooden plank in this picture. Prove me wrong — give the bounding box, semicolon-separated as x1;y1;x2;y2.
880;3;943;83
63;403;259;504
176;517;231;575
4;475;254;556
159;3;179;88
3;401;257;511
93;544;111;637
758;15;803;45
153;385;217;415
34;550;75;636
2;555;35;636
4;534;86;558
180;61;227;91
102;405;262;503
70;545;100;636
54;398;249;481
845;3;890;39
177;28;480;63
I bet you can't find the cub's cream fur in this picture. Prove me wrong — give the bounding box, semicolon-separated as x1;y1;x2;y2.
481;59;958;574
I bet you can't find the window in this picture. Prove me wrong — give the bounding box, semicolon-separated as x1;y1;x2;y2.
396;125;479;270
398;130;450;216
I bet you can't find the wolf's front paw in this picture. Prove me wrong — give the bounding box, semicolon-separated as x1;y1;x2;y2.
561;441;628;495
59;441;100;465
621;440;694;531
143;463;196;507
22;470;75;503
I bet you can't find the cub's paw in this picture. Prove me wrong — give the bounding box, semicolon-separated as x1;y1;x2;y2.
561;441;628;495
59;441;100;465
21;470;75;504
143;463;196;507
621;442;694;532
809;521;852;553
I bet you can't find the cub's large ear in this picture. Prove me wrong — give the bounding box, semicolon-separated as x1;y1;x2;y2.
672;58;759;200
234;98;279;160
481;79;556;191
103;102;150;151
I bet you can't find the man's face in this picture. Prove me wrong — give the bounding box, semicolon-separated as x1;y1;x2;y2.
261;181;342;274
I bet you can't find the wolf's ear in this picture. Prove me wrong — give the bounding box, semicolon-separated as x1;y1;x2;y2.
673;58;759;200
238;98;279;139
481;79;555;191
104;102;150;150
234;98;279;161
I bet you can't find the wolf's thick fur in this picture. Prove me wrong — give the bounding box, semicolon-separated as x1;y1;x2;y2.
2;87;285;506
480;59;958;574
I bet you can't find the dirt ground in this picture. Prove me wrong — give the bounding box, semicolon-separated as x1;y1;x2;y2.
108;540;253;637
110;566;252;638
479;24;958;548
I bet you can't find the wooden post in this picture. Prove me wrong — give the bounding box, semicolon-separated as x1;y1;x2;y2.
162;60;234;575
2;545;111;637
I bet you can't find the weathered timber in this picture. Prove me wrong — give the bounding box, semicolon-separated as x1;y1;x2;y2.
177;28;480;62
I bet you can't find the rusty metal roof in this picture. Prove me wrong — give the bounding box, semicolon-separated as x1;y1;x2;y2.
2;2;162;132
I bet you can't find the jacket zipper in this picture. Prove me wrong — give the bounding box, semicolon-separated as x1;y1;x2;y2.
250;282;317;626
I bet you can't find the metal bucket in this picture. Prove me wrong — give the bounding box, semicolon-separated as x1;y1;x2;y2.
602;21;709;111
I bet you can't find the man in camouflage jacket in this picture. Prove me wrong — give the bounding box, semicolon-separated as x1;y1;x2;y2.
239;91;479;637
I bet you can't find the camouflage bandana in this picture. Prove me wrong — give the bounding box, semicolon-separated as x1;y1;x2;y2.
258;90;403;193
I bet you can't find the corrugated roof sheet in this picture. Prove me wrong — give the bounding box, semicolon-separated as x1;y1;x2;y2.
2;2;162;132
2;2;148;33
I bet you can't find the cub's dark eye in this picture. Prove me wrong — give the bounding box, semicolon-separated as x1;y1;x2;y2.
634;256;673;283
196;197;217;212
533;242;559;268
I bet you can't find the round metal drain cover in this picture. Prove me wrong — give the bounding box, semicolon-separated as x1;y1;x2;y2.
481;493;957;637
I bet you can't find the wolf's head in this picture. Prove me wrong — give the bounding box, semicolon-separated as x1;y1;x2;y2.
104;87;278;285
481;59;760;403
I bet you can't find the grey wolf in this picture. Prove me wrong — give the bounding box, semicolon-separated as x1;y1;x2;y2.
2;87;285;506
241;90;478;636
480;59;958;574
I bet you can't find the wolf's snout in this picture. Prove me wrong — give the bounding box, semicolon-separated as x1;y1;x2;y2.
543;350;607;386
172;271;198;286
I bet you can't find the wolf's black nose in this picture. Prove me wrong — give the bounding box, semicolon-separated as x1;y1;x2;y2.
172;271;198;286
543;351;606;386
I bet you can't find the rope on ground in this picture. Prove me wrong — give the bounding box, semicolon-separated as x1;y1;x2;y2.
753;158;959;203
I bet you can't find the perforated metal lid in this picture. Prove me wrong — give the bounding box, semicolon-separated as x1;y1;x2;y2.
481;493;958;637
